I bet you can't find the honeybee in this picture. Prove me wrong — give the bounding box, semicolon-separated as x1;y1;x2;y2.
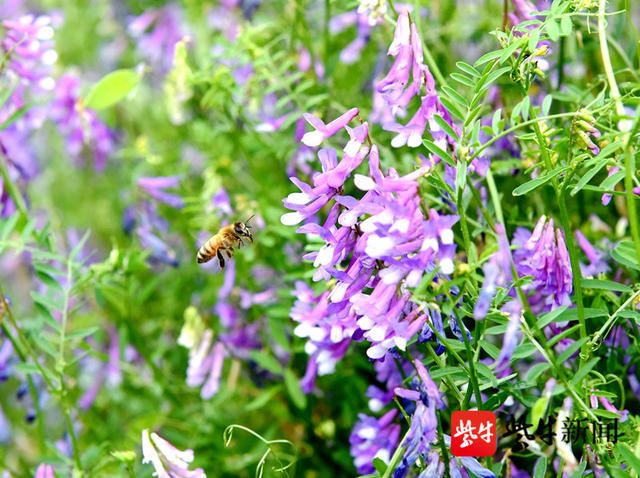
196;217;254;269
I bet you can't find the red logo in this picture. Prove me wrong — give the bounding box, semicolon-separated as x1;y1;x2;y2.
451;411;497;456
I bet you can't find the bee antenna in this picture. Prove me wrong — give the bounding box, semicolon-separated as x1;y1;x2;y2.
245;214;256;226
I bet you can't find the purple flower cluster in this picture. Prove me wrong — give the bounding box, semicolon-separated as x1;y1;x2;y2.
49;74;115;170
350;409;400;474
283;109;459;392
512;215;573;313
141;429;206;478
377;11;459;152
0;12;60;216
128;4;186;73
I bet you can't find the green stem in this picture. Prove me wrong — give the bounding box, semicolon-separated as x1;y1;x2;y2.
0;153;28;215
453;310;483;410
436;410;452;478
557;192;587;366
624;109;640;271
598;0;625;120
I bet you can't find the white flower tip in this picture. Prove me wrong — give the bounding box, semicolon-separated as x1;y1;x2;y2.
440;258;454;275
301;131;323;147
281;211;304;226
440;228;454;244
354;174;376;191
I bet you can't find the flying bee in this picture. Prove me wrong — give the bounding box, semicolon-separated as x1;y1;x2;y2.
196;217;254;270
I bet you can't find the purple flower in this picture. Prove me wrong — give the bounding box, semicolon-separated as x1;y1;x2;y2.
2;14;58;90
474;223;512;319
141;429;206;478
138;176;185;209
493;298;523;376
350;409;400;474
393;360;445;478
512;215;573;313
34;464;55;478
49;74;115;170
329;11;374;65
300;107;359;147
128;4;186;73
575;230;609;277
377;11;460;154
601;166;620;205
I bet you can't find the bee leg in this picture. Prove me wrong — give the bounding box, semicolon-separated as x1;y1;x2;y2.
217;250;225;269
239;230;253;243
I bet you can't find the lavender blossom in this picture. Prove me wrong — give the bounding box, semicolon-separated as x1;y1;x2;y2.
474;223;512;319
141;429;206;478
329;11;374;65
512;215;572;313
575;230;609;277
300;108;359;147
2;14;58;90
378;11;459;153
138;176;185;209
393;360;445;477
128;4;186;73
350;409;400;474
34;464;55;478
49;74;115;170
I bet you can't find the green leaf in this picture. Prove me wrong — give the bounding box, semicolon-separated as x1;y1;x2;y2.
30;290;64;312
478;66;511;92
35;270;64;294
284;369;306;409
538;305;568;328
512;343;537;359
0;105;30;130
13;363;40;374
533;457;547;478
530;398;548;434
450;72;475;88
373;457;388;474
512;165;570;196
456;61;480;77
546;19;560;41
557;337;589;363
591;409;622;419
455;158;467;194
441;85;468;109
580;278;632;293
0;213;19;242
600;170;625;190
433;114;461;142
528;30;541;53
541;95;552;115
525;362;551;383
491;108;502;135
568;460;587;478
617;444;640;473
66;327;100;341
71;230;91;260
560;15;572;36
474;50;502;67
85;69;140;110
249;350;284;375
571;357;600;385
423;139;456;167
611;241;640;271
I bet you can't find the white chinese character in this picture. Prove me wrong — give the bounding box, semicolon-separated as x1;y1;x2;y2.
479;420;494;443
453;419;478;448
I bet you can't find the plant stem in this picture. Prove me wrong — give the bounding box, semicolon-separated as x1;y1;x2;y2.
0;153;28;216
556;191;587;367
624;109;640;271
598;0;625;120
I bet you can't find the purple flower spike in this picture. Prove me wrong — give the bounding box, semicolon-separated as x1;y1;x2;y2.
141;429;206;478
34;464;55;478
474;223;512;319
301;108;359;147
138;175;185;209
350;410;400;474
575;230;609;277
512;215;573;313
